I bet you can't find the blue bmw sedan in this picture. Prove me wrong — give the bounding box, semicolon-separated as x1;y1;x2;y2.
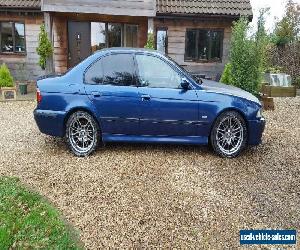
34;48;265;158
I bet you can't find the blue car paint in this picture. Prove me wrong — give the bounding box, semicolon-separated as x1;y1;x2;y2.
34;48;265;146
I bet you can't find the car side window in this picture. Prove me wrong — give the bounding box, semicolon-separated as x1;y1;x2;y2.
85;53;135;86
135;54;182;89
85;60;104;84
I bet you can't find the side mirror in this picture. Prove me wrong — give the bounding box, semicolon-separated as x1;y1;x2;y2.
181;78;190;90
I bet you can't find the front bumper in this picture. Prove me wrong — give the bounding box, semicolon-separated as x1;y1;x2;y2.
248;117;266;145
34;109;66;137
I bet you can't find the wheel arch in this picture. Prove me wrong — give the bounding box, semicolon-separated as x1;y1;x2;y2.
209;107;249;143
63;107;102;137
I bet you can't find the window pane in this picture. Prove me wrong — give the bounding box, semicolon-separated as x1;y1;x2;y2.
185;30;196;59
91;22;106;53
210;31;222;60
1;22;13;52
198;30;209;60
85;60;104;84
156;29;167;54
102;54;134;86
125;25;138;47
107;23;122;47
14;23;25;52
136;55;181;89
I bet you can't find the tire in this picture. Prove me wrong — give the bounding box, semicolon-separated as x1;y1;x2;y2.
210;111;247;158
65;111;100;157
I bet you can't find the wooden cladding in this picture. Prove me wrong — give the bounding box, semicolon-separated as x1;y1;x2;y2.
42;0;156;17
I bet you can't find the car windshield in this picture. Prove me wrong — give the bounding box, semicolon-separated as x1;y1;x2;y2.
165;55;202;85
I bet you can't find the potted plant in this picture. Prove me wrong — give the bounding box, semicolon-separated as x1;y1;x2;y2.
0;63;16;100
17;63;28;95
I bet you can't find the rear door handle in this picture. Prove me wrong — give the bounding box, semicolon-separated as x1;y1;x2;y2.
141;94;151;101
91;91;101;97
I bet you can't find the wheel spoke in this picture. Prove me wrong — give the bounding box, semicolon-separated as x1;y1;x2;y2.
216;115;244;155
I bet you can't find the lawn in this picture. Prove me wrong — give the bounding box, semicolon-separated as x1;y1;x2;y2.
0;177;81;249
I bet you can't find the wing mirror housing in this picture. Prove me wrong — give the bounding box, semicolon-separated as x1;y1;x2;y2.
181;78;190;90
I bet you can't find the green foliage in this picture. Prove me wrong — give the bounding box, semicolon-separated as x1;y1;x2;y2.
294;76;300;88
0;177;82;249
144;33;155;49
227;13;268;96
272;0;300;46
36;24;53;70
265;66;283;74
220;63;232;84
0;63;14;88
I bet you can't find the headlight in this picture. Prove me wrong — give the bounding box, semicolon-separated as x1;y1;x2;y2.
256;108;263;118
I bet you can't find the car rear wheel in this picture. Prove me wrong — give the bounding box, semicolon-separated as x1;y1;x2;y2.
66;111;100;157
210;111;247;158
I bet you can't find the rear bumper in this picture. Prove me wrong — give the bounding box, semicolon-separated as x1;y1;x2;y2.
34;109;66;137
248;117;266;145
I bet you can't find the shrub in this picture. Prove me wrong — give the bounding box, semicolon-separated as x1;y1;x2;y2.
36;24;53;70
0;63;14;88
144;33;155;49
228;16;267;96
294;76;300;88
220;63;232;84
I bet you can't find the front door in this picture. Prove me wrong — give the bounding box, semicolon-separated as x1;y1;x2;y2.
68;21;91;67
84;53;140;135
135;54;199;136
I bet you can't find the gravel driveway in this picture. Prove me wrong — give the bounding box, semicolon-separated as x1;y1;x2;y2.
0;98;299;249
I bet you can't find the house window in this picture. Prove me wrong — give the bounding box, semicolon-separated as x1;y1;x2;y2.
185;29;223;62
108;23;122;47
0;22;25;53
90;22;138;52
91;22;106;53
156;28;167;54
124;24;138;47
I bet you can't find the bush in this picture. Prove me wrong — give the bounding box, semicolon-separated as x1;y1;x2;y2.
0;63;14;88
220;63;232;84
228;16;267;96
36;24;53;70
144;33;154;49
294;76;300;88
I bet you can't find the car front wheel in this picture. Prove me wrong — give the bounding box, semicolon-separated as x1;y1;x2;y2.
66;111;100;157
210;111;247;158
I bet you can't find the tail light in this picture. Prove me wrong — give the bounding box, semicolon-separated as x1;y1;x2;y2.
36;88;42;104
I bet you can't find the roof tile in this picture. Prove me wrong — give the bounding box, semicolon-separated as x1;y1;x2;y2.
157;0;252;16
0;0;40;9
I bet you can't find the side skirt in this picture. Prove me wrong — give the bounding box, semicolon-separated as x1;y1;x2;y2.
102;134;208;145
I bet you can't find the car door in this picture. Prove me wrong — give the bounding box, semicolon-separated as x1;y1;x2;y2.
84;53;140;135
135;53;199;136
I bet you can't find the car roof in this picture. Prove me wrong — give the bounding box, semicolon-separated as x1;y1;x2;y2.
94;47;163;56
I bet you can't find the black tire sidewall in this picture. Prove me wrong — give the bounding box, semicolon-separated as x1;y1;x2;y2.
210;111;247;158
65;111;100;157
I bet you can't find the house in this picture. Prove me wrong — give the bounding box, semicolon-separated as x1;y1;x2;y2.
0;0;44;81
1;0;252;82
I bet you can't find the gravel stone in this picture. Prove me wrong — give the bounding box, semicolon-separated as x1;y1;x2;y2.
0;98;299;249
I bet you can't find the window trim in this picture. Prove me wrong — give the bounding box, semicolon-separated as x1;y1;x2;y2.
155;27;168;55
90;22;139;51
134;52;185;90
184;28;224;63
83;52;138;87
0;21;26;54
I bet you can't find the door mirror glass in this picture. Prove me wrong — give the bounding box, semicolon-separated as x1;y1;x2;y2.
181;78;190;90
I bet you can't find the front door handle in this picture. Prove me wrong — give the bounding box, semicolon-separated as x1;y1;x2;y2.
141;94;151;101
91;91;101;97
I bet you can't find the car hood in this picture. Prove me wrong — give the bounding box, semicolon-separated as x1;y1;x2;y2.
200;79;261;105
